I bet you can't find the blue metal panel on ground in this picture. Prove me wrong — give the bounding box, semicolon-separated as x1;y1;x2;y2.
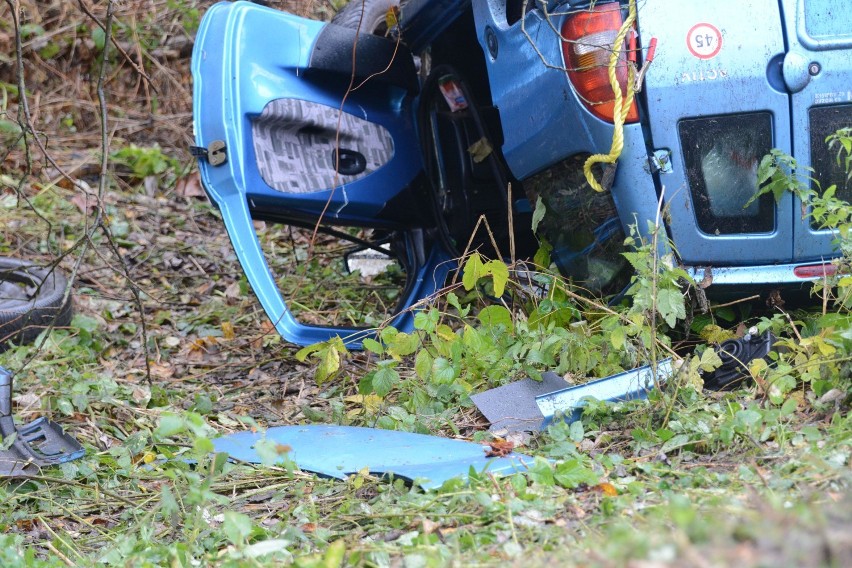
212;425;532;490
536;359;673;426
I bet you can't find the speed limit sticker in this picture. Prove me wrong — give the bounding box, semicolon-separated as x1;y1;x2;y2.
687;23;722;59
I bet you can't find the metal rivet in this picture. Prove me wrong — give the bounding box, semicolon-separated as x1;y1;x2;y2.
485;26;498;59
809;62;821;76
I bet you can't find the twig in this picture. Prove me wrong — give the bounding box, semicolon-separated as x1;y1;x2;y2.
76;0;156;91
708;295;761;311
43;540;76;567
507;182;515;264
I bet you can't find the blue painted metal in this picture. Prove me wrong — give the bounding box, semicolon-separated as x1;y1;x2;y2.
637;0;795;265
536;359;673;426
192;2;452;347
192;0;852;348
684;261;830;286
784;0;852;259
193;2;424;225
470;0;618;181
211;425;531;489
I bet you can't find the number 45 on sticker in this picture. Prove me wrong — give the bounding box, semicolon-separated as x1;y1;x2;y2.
687;23;722;60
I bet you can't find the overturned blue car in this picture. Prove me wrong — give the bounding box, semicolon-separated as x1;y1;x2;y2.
192;0;852;346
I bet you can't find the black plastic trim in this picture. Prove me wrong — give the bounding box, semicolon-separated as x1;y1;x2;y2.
309;23;419;95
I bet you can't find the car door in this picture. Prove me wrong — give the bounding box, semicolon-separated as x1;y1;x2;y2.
192;1;450;346
637;0;795;266
783;0;852;260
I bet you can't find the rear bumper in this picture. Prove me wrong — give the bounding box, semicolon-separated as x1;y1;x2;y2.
684;260;838;286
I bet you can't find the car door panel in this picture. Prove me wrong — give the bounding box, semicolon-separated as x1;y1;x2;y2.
638;0;794;265
193;1;450;346
784;0;852;259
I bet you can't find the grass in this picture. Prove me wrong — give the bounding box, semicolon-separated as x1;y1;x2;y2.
1;1;851;566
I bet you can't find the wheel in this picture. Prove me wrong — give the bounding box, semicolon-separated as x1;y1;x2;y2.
0;257;72;350
332;0;400;36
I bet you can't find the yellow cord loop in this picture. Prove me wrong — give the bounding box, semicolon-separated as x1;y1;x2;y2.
583;0;638;192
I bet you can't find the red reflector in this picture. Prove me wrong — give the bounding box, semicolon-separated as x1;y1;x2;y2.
561;3;639;124
793;263;837;278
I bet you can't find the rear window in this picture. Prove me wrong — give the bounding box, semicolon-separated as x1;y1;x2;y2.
678;113;775;235
809;104;852;206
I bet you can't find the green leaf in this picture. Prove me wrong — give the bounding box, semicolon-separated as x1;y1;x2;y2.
462;325;482;351
569;420;584;443
485;260;509;297
192;435;214;455
388;331;420;358
736;409;763;428
431;357;456;383
462;252;485;291
415;349;433;380
534;239;552;268
223;511;253;546
780;397;798;417
446;291;470;317
159;485;179;519
527;457;555;486
72;314;101;333
531;197;547;234
477;305;512;328
698;347;723;373
316;344;341;385
155;413;185;438
660;433;691;453
554;459;598;488
253;437;293;466
294;344;317;362
610;326;625;350
656;287;686;328
372;364;398;397
322;540;346;568
362;337;384;355
91;27;106;51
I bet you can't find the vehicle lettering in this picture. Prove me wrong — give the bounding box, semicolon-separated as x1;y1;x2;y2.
687;23;723;60
679;69;729;83
814;91;849;105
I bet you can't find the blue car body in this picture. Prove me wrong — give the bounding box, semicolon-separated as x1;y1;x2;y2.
192;0;852;346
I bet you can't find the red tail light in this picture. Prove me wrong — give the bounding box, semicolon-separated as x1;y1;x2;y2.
561;3;639;124
793;263;837;279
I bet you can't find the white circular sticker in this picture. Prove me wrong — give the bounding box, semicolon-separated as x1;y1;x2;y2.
687;23;722;60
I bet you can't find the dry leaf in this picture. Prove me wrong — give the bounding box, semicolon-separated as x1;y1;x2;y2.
175;171;205;198
485;438;515;458
221;321;236;340
421;518;440;535
594;482;618;497
70;192;97;214
385;5;399;30
467;137;493;163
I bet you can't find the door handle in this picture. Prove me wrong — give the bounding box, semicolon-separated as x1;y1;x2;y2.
331;148;367;176
782;51;812;93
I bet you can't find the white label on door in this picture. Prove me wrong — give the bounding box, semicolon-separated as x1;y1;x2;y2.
687;23;723;60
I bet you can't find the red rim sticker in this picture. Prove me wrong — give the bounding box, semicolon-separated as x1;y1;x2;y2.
687;23;722;60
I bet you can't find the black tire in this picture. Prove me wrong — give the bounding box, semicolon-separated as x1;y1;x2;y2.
332;0;400;36
0;258;72;350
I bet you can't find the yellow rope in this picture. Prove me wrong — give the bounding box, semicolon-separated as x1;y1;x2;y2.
583;0;637;192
